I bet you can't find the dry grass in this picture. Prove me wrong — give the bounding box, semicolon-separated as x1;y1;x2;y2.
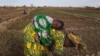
0;7;100;56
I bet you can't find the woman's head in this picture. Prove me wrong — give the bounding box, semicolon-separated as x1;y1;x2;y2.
52;20;64;30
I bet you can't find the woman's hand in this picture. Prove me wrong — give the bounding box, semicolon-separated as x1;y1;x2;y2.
34;33;40;43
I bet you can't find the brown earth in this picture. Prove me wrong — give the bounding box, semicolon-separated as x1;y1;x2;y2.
0;7;100;56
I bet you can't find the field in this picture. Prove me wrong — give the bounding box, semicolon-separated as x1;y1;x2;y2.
0;7;100;56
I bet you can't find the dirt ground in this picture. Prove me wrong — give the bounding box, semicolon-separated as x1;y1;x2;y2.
0;7;100;56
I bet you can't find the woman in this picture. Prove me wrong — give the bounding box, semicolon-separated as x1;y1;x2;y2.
23;14;65;56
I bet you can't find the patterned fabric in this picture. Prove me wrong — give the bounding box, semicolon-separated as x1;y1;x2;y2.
34;14;53;46
23;23;49;56
68;33;87;51
50;29;65;55
23;23;65;56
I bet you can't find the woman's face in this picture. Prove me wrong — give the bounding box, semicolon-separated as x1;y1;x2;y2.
52;20;62;29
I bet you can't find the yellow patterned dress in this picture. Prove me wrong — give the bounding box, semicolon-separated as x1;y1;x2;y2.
23;23;65;56
23;23;49;56
50;29;65;55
